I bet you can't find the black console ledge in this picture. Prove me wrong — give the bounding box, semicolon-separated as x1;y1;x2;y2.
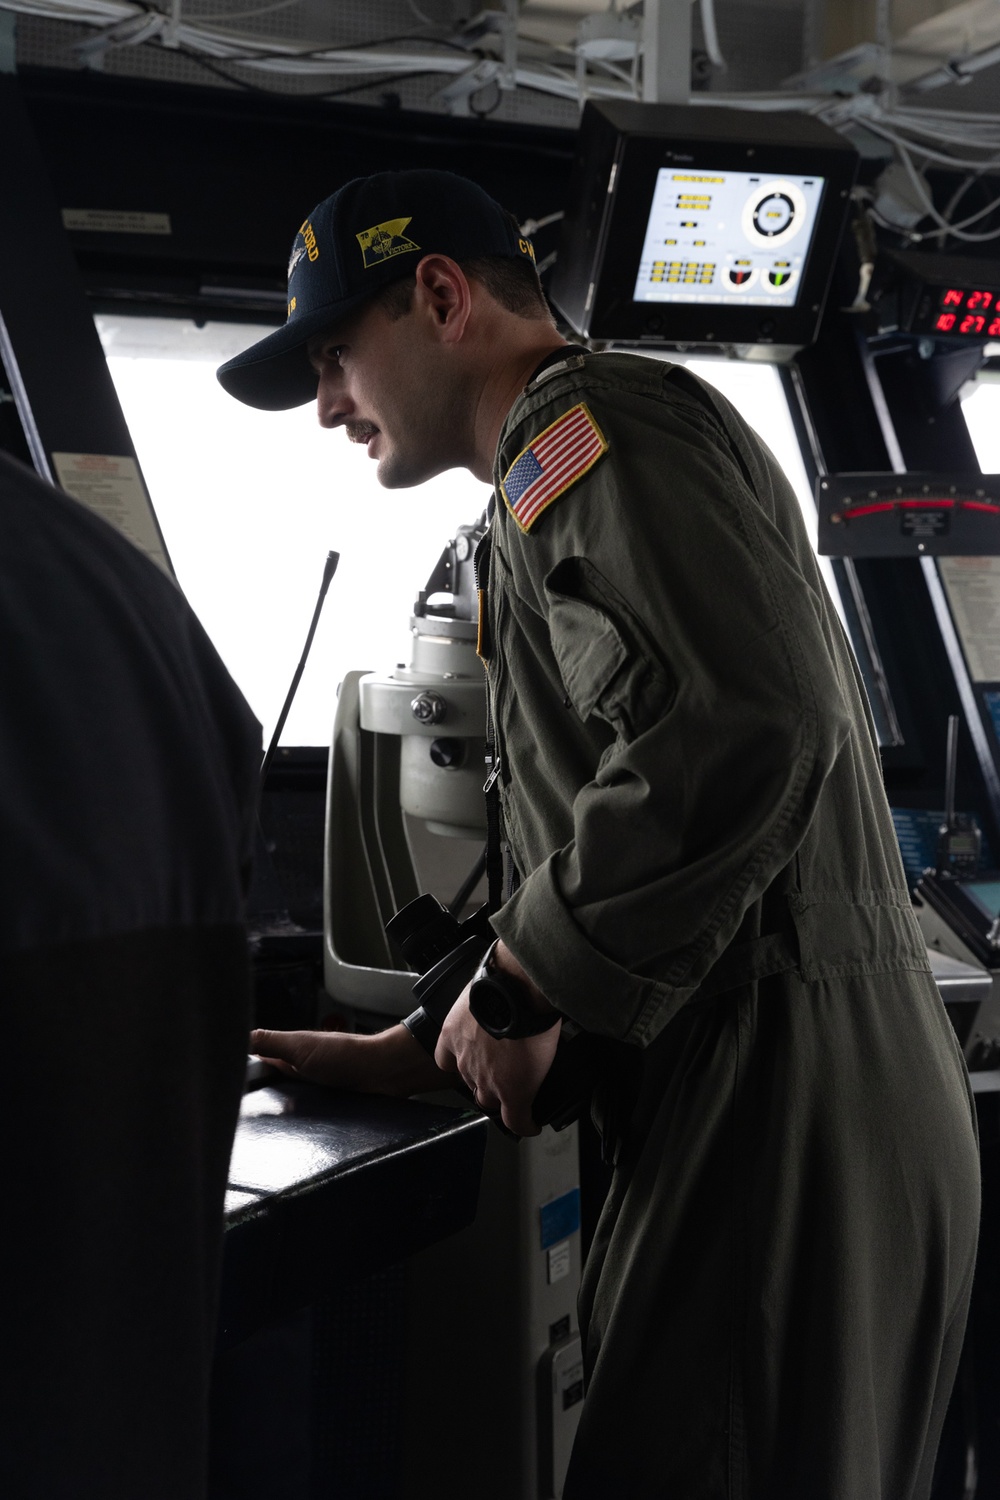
218;1079;487;1350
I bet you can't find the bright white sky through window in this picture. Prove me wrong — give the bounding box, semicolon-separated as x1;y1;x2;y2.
98;317;833;746
961;373;1000;472
97;315;493;748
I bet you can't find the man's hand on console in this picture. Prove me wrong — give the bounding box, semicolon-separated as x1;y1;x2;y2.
434;940;562;1137
250;1023;455;1097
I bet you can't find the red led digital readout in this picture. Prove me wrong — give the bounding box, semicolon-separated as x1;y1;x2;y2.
934;286;1000;336
935;313;1000;335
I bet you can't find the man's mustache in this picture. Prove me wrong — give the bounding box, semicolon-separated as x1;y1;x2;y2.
346;422;378;444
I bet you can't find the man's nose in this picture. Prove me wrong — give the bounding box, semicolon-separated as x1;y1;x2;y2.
316;369;350;429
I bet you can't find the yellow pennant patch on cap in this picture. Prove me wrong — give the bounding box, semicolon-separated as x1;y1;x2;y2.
356;217;420;269
501;404;608;533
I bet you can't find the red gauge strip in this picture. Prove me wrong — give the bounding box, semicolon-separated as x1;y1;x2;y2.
843;501;898;518
840;498;1000;520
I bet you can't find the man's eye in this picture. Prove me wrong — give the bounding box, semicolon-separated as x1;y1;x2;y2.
309;342;346;373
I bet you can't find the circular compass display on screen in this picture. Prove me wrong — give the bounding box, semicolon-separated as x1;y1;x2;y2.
742;180;808;249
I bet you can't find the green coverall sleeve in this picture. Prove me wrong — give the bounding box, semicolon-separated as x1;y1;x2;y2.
488;368;857;1046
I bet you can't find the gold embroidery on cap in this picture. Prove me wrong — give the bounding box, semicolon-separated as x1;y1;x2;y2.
356;217;420;269
299;220;319;263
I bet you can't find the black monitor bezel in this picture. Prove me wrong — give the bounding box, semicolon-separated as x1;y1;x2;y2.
580;132;856;347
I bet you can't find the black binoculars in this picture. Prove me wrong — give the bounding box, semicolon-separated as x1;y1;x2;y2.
387;893;602;1134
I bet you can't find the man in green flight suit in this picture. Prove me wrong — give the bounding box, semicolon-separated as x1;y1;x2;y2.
218;169;980;1499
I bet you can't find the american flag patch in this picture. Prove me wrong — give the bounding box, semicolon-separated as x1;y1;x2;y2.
500;403;608;533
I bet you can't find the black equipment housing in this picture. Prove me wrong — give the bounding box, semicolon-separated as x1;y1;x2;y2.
550;99;858;350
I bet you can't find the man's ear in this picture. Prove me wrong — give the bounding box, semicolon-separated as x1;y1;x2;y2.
413;255;473;343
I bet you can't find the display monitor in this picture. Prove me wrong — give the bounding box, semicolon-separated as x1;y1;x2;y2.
632;168;826;309
551;101;858;352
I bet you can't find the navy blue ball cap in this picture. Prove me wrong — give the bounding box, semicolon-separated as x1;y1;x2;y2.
216;169;536;411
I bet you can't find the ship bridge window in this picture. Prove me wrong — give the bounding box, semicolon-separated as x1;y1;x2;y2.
96;314;492;748
98;317;849;748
